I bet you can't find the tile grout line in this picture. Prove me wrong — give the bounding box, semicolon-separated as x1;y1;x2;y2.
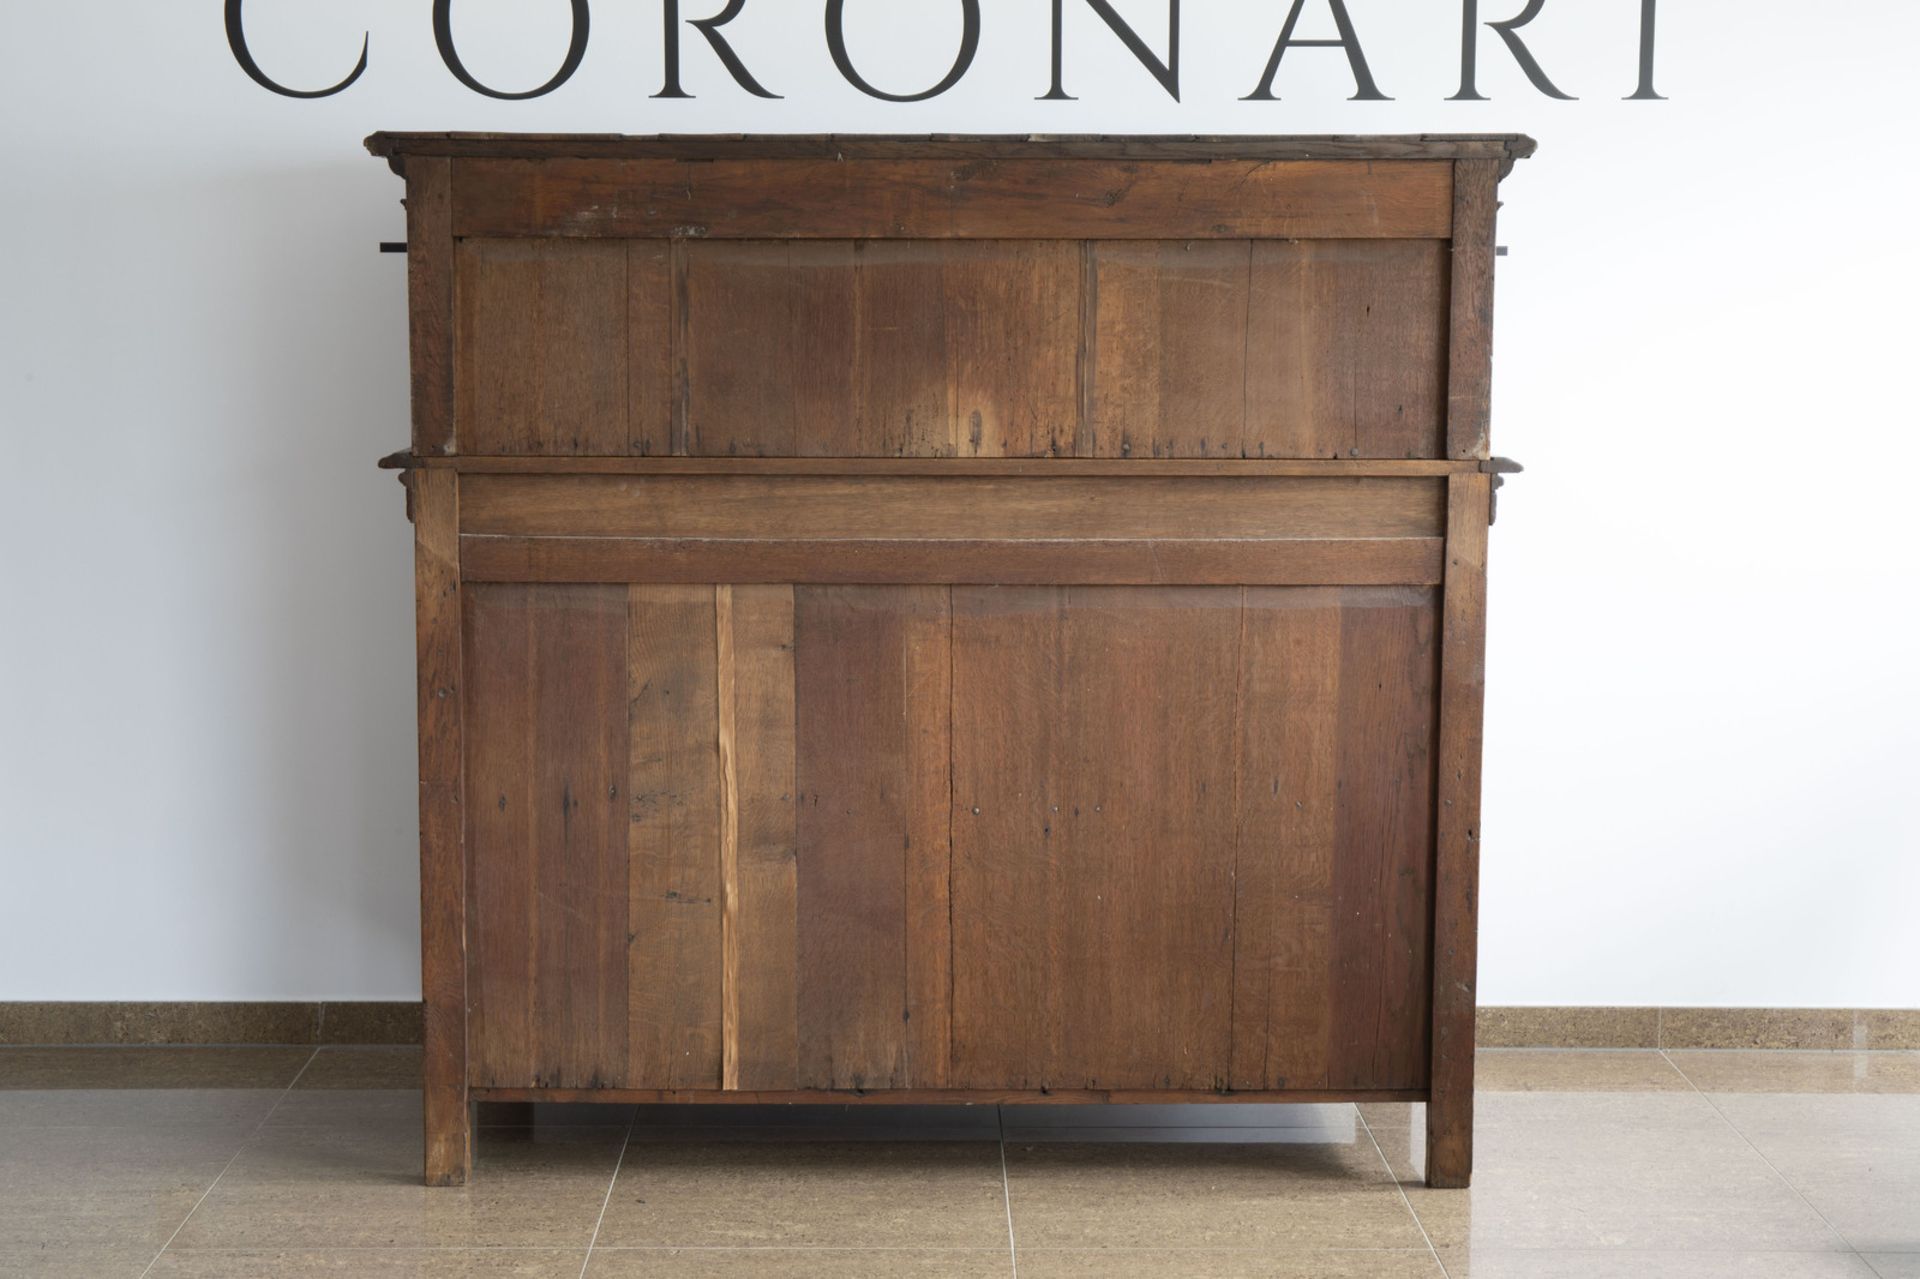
1355;1104;1451;1279
579;1106;641;1279
997;1105;1018;1278
1658;1048;1864;1262
137;1045;322;1279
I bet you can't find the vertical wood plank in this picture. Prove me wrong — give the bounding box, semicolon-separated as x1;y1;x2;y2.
1328;589;1438;1090
853;242;951;457
406;158;455;455
627;241;675;455
903;587;954;1086
626;585;723;1089
1082;242;1250;458
1447;161;1500;459
411;468;468;1184
465;585;630;1092
1429;474;1491;1186
727;585;801;1089
455;240;629;455
945;242;1080;457
531;586;631;1088
1229;589;1341;1090
792;587;952;1089
463;583;534;1093
1248;241;1448;460
949;586;1065;1089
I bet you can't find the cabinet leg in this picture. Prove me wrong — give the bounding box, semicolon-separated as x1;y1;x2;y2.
423;1084;472;1187
1425;1091;1474;1189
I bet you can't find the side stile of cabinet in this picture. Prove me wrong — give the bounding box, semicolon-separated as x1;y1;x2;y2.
1427;155;1504;1188
408;156;470;1185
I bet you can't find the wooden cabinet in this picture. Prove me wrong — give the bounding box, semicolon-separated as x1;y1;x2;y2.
368;132;1533;1188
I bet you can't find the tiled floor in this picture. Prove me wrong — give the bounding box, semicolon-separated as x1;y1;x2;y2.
1;1047;1916;1277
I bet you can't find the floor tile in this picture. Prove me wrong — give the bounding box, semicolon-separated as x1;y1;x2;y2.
0;1046;314;1090
170;1124;628;1249
594;1141;1010;1249
1436;1248;1879;1277
0;1087;286;1129
628;1104;997;1141
1668;1051;1920;1094
1003;1103;1354;1129
0;1243;161;1278
147;1248;585;1276
1865;1257;1920;1278
296;1047;422;1090
1365;1093;1847;1253
1474;1050;1690;1093
1004;1141;1425;1251
0;1124;248;1248
586;1249;1013;1277
1711;1093;1920;1253
1017;1249;1443;1277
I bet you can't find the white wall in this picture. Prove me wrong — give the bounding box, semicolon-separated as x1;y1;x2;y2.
3;1;1915;1006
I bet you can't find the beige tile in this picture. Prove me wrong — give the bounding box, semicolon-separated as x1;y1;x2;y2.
1855;1011;1920;1051
1017;1249;1443;1277
1474;1051;1690;1093
297;1047;422;1090
1668;1051;1920;1094
1865;1257;1920;1278
0;1124;247;1247
171;1124;627;1249
628;1102;998;1139
1711;1093;1920;1253
587;1250;1012;1277
1660;1009;1854;1051
595;1141;1010;1249
0;1046;314;1089
149;1249;584;1276
1367;1093;1845;1252
1004;1141;1424;1251
0;1244;160;1278
0;1087;285;1129
1477;1008;1658;1049
1436;1248;1878;1277
318;1002;424;1046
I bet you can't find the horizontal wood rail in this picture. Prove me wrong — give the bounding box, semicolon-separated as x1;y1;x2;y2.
380;452;1503;478
472;1086;1430;1106
459;535;1444;586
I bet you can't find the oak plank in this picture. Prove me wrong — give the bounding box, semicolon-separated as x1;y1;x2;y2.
452;158;1455;240
625;585;723;1089
405;158;454;456
1447;161;1501;459
727;585;801;1090
411;469;468;1184
1428;474;1491;1186
626;241;675;455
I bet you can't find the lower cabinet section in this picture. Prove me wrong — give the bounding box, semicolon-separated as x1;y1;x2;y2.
460;582;1438;1097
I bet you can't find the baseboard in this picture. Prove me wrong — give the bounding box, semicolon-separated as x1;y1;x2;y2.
0;1002;420;1046
1;1002;1913;1050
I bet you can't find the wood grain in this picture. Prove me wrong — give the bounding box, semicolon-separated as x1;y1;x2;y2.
465;584;630;1091
405;158;454;456
625;585;723;1089
452;158;1454;240
410;469;468;1185
1429;474;1491;1186
454;240;628;455
1447;160;1501;459
725;585;800;1090
792;587;951;1090
459;475;1446;541
457;535;1446;588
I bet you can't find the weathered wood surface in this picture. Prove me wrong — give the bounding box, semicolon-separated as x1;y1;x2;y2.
452;158;1453;241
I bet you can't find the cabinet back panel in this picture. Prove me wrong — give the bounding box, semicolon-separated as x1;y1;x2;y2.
448;237;1449;460
461;581;1436;1093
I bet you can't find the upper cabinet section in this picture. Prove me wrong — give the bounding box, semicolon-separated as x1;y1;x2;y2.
373;134;1533;460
